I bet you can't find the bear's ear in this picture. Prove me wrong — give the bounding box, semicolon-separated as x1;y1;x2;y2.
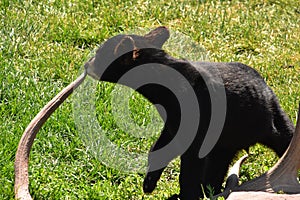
114;36;139;60
144;26;170;48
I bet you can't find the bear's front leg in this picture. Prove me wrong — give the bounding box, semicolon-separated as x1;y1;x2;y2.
143;126;175;193
178;154;206;200
178;147;236;199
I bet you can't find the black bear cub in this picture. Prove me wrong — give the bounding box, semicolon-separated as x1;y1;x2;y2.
85;26;294;200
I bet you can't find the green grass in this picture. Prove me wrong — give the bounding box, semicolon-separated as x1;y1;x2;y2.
1;0;299;199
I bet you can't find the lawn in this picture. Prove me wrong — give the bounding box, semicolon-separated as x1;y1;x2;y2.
1;0;299;199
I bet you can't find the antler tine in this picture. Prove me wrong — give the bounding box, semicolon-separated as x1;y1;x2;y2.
14;71;86;200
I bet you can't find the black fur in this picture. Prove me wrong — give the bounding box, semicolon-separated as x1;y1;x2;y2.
85;27;294;200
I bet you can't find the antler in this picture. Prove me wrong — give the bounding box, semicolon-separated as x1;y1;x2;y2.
216;105;300;199
14;71;87;200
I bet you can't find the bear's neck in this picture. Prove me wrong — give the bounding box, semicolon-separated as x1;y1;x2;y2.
101;48;198;105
